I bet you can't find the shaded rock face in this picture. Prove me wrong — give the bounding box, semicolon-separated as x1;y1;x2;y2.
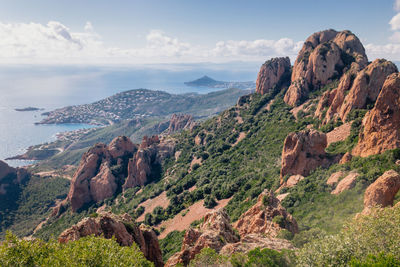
363;170;400;211
166;114;196;135
256;57;291;95
0;160;29;195
58;213;163;267
284;29;368;106
166;192;298;266
353;73;400;157
280;129;333;182
67;135;174;212
316;59;398;123
234;190;298;237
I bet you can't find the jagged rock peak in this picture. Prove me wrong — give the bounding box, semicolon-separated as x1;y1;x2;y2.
58;213;163;267
256;57;291;95
353;73;400;157
284;29;368;106
315;58;398;124
65;135;174;212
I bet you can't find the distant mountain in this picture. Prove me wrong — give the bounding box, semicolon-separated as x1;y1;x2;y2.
185;75;255;89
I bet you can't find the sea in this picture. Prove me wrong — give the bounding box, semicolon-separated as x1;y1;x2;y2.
0;62;260;167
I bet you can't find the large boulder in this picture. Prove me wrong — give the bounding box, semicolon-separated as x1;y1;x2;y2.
352;73;400;157
234;190;298;237
58;213;163;267
284;29;368;106
256;57;291;95
280;129;332;183
363;170;400;211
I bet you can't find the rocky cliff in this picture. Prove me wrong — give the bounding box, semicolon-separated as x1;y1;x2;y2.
284;29;368;106
165;114;196;135
58;213;163;267
66;135;174;212
256;57;291;95
353;73;400;157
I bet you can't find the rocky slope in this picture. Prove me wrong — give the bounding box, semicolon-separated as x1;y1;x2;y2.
58;212;163;267
166;190;296;266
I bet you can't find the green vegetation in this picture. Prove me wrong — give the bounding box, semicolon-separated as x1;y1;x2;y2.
0;232;153;267
297;205;400;266
159;231;185;262
0;175;69;239
188;247;294;267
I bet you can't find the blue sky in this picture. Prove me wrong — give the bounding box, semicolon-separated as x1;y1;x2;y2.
0;0;399;64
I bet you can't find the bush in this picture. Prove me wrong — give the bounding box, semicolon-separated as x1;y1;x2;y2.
0;232;153;267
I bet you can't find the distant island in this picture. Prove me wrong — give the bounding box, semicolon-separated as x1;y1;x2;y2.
184;75;255;89
15;107;43;112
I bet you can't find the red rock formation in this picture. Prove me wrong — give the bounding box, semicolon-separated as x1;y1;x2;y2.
363;170;400;210
284;29;368;106
234;190;298;237
58;213;163;267
280;129;333;182
256;57;291;95
166;191;298;266
353;73;400;157
165;208;239;267
166;114;196;135
66;135;174;212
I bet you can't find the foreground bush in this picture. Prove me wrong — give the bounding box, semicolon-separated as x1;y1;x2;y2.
297;206;400;266
0;232;153;267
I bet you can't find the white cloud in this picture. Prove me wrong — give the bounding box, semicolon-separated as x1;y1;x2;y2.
395;0;400;11
0;21;304;64
390;13;400;30
365;43;400;60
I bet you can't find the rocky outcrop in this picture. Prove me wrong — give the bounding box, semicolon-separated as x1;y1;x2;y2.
363;170;400;212
58;213;163;267
284;29;368;106
234;190;298;237
256;57;291;95
326;171;344;186
166;114;196;135
280;129;334;182
166;191;298;266
66;135;174;212
353;73;400;157
165;208;239;267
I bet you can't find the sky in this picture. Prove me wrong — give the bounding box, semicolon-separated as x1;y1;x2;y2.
0;0;399;65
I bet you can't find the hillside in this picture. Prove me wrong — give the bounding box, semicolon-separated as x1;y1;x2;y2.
38;88;251;125
185;75;256;89
3;29;400;266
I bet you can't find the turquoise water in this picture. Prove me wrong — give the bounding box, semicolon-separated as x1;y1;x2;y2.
0;64;258;167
